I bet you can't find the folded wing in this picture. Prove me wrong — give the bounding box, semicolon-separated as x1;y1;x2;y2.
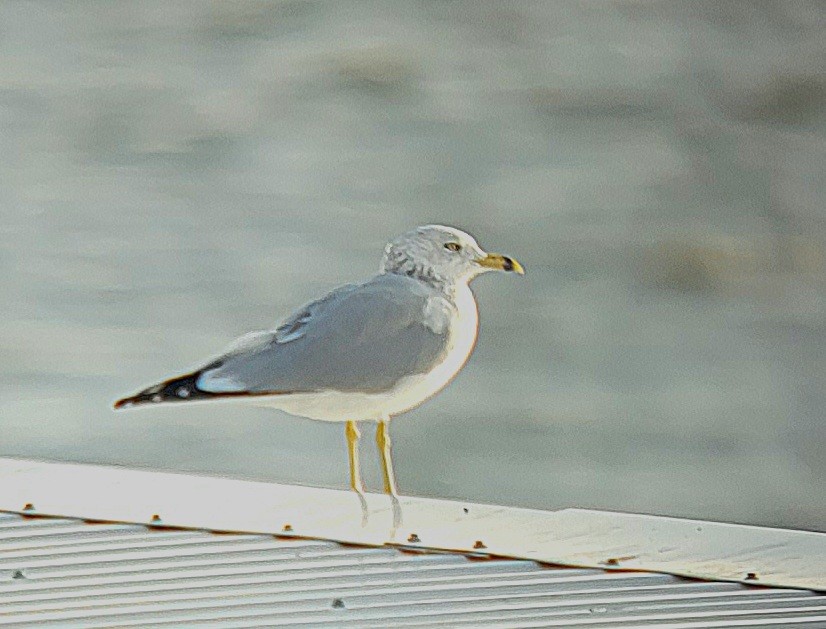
115;274;454;408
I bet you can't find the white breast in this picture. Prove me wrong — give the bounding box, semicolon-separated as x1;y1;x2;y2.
259;283;479;422
383;282;478;416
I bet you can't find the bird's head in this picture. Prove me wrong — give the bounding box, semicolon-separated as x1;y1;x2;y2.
381;225;524;289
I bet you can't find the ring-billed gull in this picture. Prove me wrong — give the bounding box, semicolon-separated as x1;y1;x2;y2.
114;225;523;500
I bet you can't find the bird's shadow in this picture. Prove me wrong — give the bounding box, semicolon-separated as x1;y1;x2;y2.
356;492;403;534
390;494;402;532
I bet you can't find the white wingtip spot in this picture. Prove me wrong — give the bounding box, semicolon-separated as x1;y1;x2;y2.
197;371;246;393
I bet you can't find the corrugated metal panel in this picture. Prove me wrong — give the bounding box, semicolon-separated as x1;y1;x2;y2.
1;512;824;628
0;458;824;592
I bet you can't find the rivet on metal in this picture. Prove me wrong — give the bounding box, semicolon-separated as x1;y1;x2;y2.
282;524;293;532
603;555;636;567
22;503;34;511
407;532;420;543
150;514;162;523
473;540;487;550
332;598;345;609
745;572;759;581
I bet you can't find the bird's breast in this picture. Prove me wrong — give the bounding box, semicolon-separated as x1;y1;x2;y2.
381;284;478;416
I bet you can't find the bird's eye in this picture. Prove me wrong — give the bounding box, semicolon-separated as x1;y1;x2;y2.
444;242;462;252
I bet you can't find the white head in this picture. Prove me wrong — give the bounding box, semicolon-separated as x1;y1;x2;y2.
381;225;524;291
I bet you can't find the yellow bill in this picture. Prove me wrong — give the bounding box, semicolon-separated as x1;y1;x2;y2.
475;252;525;275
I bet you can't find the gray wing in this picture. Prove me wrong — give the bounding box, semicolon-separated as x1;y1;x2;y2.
196;274;454;395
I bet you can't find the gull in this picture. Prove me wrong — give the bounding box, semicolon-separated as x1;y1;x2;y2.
114;225;524;504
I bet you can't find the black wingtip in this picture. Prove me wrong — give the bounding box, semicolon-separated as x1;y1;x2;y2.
113;370;216;410
113;397;133;410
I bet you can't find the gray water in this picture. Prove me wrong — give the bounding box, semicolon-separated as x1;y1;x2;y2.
2;1;825;532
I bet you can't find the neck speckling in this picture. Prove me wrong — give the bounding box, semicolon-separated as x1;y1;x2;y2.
381;257;459;297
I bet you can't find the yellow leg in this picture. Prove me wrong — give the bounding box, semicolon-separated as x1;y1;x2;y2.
346;420;365;495
376;419;398;496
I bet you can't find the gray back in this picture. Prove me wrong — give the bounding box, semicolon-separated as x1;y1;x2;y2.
197;274;454;395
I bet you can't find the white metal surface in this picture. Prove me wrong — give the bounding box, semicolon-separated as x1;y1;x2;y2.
1;512;825;628
0;457;823;594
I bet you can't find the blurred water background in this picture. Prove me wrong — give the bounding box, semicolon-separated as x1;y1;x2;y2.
2;1;825;531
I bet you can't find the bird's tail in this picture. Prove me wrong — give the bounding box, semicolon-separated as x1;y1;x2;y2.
113;369;214;410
